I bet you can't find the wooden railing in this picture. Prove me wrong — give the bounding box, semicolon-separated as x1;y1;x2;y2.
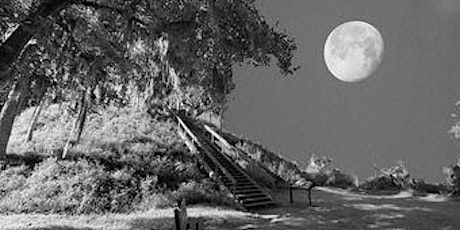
203;124;289;187
176;114;237;192
203;124;274;199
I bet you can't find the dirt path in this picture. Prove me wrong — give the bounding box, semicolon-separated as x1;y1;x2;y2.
208;188;460;230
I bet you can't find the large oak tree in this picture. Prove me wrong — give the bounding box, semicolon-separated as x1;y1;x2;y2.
0;0;297;158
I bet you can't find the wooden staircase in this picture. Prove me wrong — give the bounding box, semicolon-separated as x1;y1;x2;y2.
175;112;274;209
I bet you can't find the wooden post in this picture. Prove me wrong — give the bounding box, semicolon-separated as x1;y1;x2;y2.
174;209;181;230
289;186;293;204
187;217;204;230
174;199;187;230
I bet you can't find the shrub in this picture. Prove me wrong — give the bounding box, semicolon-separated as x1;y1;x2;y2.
173;180;235;207
443;159;460;197
0;165;29;196
302;154;356;189
409;178;442;195
360;161;411;192
137;192;176;210
324;169;357;189
0;158;142;214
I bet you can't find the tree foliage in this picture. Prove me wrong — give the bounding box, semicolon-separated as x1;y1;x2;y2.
0;0;298;156
1;0;297;109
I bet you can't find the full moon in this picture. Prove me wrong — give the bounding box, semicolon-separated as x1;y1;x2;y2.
324;21;384;82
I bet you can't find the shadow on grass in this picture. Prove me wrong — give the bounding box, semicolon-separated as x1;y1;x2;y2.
2;134;185;171
0;152;44;168
30;226;94;230
127;216;255;230
128;217;175;230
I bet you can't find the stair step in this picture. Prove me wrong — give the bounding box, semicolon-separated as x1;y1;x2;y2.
241;197;272;204
236;193;267;199
178;115;276;210
234;187;259;192
235;188;264;194
243;201;275;209
236;182;255;186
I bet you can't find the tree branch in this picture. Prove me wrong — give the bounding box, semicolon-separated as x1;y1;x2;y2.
77;0;147;26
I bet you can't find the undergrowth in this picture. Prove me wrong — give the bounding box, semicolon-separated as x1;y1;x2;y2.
0;105;235;214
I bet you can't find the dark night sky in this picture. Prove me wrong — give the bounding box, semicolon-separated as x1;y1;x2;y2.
225;0;460;182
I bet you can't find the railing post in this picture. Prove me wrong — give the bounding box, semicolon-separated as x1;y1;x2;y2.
174;199;187;230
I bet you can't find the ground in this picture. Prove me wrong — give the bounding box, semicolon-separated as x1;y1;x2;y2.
1;187;459;230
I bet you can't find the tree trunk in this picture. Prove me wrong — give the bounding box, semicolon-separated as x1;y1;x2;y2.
62;114;79;159
0;75;31;159
0;0;74;86
26;99;45;142
75;100;88;144
62;90;89;159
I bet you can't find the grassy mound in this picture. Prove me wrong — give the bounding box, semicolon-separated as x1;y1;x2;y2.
0;105;235;214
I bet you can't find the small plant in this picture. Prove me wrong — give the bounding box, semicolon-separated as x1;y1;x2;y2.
0;165;29;196
442;159;460;197
361;161;411;192
173;180;235;207
409;178;442;195
302;154;355;189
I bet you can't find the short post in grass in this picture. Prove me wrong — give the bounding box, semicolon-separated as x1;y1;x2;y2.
187;217;204;230
174;199;187;230
289;186;293;204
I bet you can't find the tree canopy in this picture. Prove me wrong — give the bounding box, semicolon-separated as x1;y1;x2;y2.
1;0;297;110
0;0;298;157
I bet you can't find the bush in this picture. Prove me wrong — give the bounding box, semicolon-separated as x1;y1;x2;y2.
409;178;442;195
301;154;356;189
0;165;29;196
324;169;357;189
360;161;411;192
173;180;235;207
136;176;175;210
137;192;176;210
443;159;460;197
0;158;141;214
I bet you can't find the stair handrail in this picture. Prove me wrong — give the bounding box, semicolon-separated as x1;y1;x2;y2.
234;146;290;187
203;124;274;199
203;124;289;187
176;114;238;191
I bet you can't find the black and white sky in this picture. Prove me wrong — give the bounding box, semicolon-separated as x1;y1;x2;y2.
226;0;460;181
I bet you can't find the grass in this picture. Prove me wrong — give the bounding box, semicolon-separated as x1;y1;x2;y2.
2;187;460;230
0;206;249;230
